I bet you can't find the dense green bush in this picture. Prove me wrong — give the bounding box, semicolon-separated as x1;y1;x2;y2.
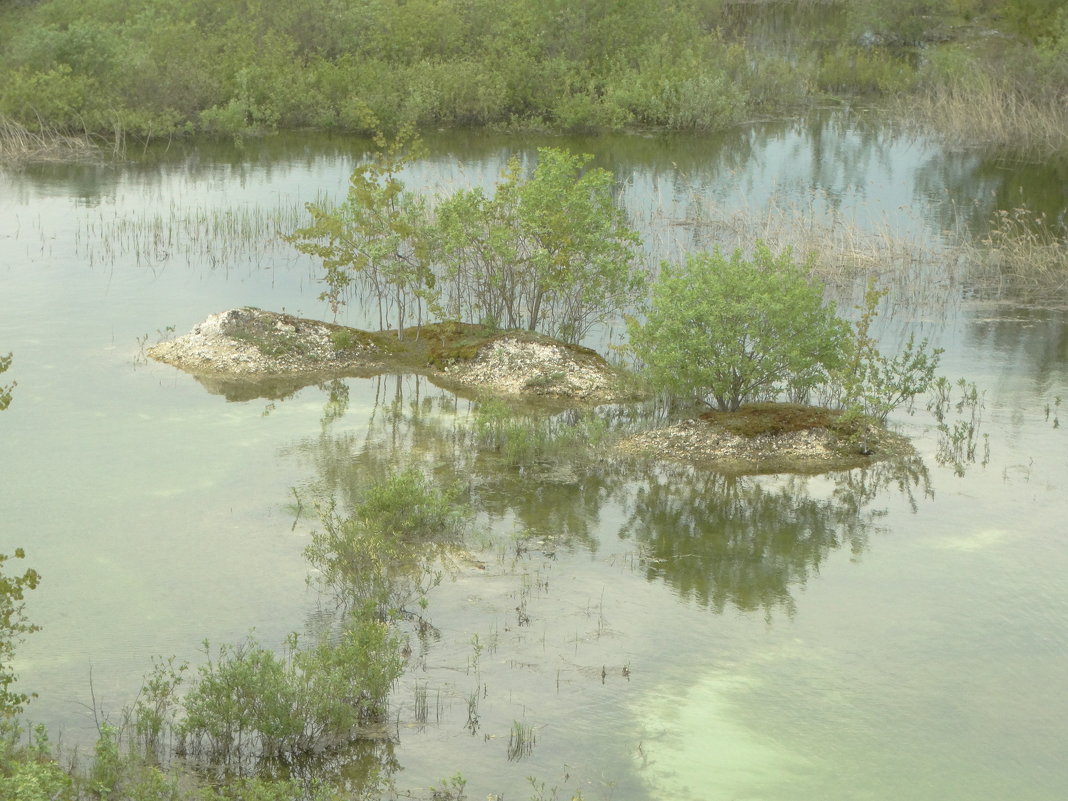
286;128;435;332
178;610;402;764
0;0;1064;143
0;725;73;801
628;245;849;411
629;248;944;420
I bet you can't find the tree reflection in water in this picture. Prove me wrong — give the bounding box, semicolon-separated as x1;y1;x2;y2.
290;374;933;622
619;456;931;617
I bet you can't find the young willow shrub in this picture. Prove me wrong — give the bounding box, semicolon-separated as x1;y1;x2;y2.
628;245;849;411
1;549;40;719
285;128;436;336
436;147;644;343
833;279;943;423
177;607;402;765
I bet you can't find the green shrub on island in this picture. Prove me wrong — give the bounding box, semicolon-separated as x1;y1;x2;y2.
290;139;644;345
628;245;941;422
629;245;849;412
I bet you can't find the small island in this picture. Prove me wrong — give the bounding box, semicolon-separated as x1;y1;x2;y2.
149;306;919;473
147;307;638;404
151;142;940;475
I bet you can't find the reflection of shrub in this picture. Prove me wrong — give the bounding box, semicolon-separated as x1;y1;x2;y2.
305;468;468;614
474;399;608;467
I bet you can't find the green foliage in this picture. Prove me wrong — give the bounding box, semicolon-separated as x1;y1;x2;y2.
132;656;187;759
473;399;609;467
0;0;1065;144
305;467;468;615
178;608;402;764
0;724;73;801
999;0;1067;42
628;245;849;411
834;280;943;423
89;724;122;798
817;46;917;96
847;0;950;45
930;378;987;476
330;329;356;351
437;147;644;342
1;550;40;718
195;776;311;801
601;38;748;129
285;129;435;336
1;353;13;411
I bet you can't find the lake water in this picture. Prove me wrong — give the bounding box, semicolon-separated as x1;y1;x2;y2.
2;116;1067;800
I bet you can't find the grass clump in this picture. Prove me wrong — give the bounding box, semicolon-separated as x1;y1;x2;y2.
957;207;1068;296
473;399;609;468
700;402;859;438
176;609;402;765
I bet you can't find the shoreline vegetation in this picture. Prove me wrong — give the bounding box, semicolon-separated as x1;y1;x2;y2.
0;0;1066;158
0;2;1051;799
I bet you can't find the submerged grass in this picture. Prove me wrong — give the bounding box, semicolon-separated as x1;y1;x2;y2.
473;398;611;468
75;199;317;271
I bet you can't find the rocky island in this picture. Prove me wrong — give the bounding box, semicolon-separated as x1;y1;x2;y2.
150;307;913;471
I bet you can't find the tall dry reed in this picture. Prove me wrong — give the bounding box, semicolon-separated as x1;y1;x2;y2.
901;72;1068;156
0;114;105;163
954;207;1068;297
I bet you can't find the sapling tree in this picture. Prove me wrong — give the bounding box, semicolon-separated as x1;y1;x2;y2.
835;278;943;423
628;245;849;411
0;352;14;412
1;549;40;718
286;128;436;338
437;147;644;343
2;362;37;719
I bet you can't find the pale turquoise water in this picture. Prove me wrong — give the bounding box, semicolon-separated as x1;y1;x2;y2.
2;118;1066;799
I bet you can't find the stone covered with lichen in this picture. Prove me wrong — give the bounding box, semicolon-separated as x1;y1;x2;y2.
439;336;634;402
148;307;379;375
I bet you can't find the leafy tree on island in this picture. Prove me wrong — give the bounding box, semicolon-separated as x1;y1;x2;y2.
437;147;644;343
628;246;942;419
628;245;849;412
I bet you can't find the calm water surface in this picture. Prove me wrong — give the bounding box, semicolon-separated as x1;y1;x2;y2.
2;117;1067;800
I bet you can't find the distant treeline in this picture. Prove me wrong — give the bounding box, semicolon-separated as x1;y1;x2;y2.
0;0;1065;149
